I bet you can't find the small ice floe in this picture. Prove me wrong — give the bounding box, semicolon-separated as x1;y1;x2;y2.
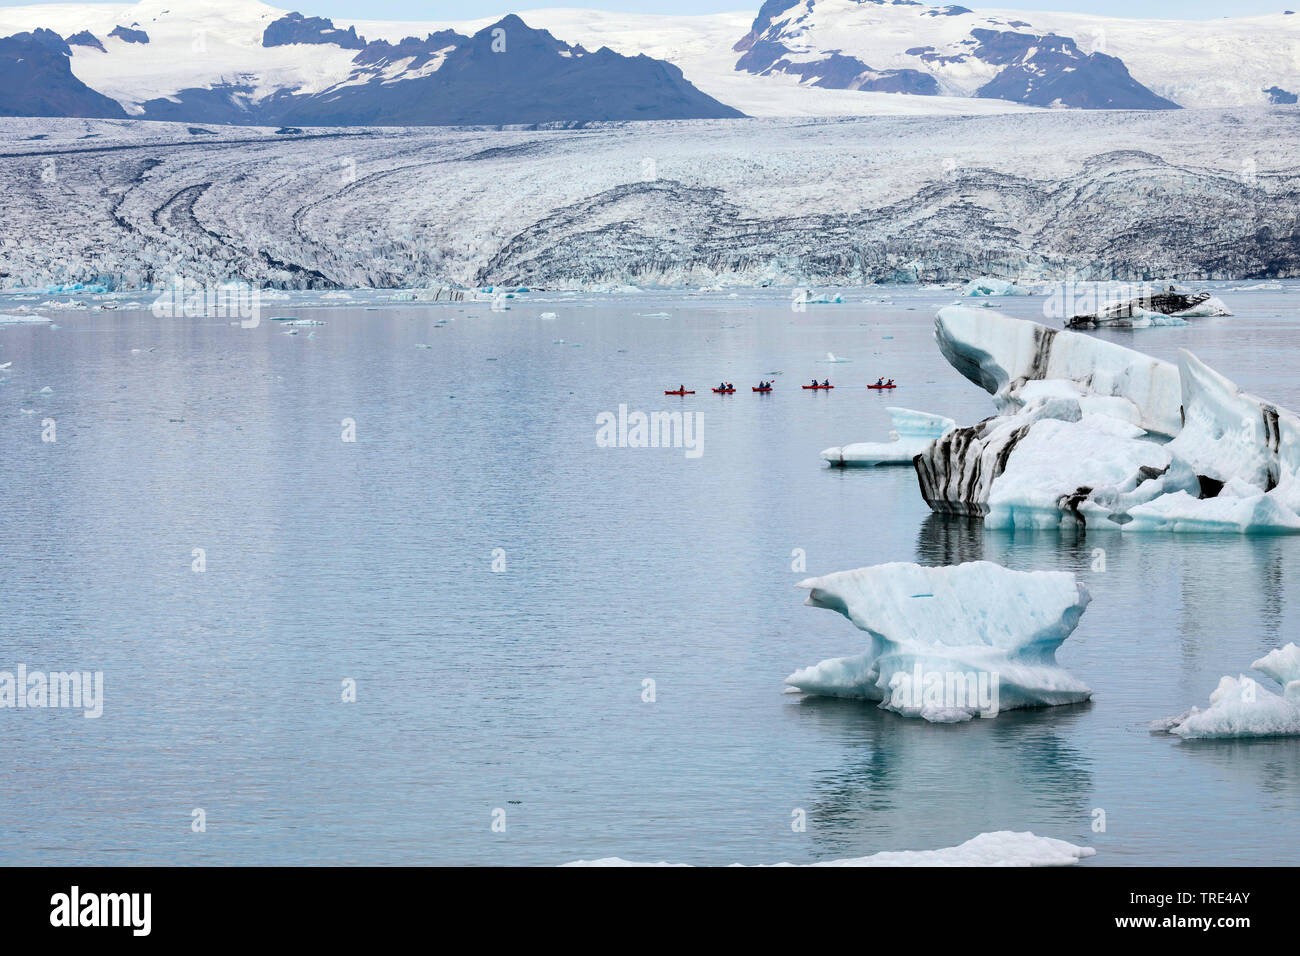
0;362;11;370
321;291;352;300
1065;290;1229;328
274;318;325;326
822;408;956;467
415;343;432;350
963;277;1031;297
793;288;844;305
539;312;557;320
565;831;1094;867
552;339;565;344
786;561;1092;722
639;312;671;318
822;352;851;363
39;386;52;394
1154;644;1300;739
0;313;51;325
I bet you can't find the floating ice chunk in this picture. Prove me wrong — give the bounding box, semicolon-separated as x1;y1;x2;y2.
785;561;1092;721
935;307;1183;437
274;318;325;326
539;312;558;319
822;407;956;467
1157;643;1300;738
1123;491;1300;534
566;831;1095;867
963;277;1031;297
1064;290;1219;328
0;313;51;324
823;352;851;363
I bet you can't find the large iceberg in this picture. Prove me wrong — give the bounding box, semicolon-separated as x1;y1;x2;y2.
917;307;1300;534
822;407;956;467
785;561;1092;722
565;831;1096;867
1154;644;1300;739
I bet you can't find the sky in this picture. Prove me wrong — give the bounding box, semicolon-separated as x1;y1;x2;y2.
0;0;1291;20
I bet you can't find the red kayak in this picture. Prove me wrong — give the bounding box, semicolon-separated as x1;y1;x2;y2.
712;388;736;393
867;384;898;389
752;387;773;392
664;389;695;395
802;385;834;390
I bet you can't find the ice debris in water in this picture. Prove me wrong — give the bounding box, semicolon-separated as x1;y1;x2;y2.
822;407;956;467
963;277;1032;297
1154;644;1300;739
785;561;1092;722
565;831;1095;867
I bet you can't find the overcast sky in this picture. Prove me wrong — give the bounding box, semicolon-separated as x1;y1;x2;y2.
0;1;1291;20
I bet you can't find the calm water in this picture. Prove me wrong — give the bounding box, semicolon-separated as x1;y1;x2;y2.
2;284;1299;866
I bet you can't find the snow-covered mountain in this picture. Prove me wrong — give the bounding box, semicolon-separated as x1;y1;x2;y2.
0;1;742;124
0;1;1298;124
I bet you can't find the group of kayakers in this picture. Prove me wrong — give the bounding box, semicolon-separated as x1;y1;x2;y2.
718;381;735;391
757;380;774;389
873;377;896;387
809;379;831;387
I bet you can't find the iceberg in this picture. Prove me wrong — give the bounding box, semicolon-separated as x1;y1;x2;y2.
935;306;1183;438
1155;643;1300;739
565;831;1095;867
963;277;1032;297
1063;289;1226;328
920;307;1300;534
913;394;1198;526
822;407;956;467
785;561;1092;721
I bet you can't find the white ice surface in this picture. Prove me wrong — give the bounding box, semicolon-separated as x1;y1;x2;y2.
934;306;1183;438
786;561;1092;721
1156;644;1300;739
821;406;956;467
566;830;1095;866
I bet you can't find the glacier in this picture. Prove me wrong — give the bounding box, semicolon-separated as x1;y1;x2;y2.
565;831;1096;866
1;108;1299;292
1155;644;1300;739
821;407;956;467
785;561;1092;722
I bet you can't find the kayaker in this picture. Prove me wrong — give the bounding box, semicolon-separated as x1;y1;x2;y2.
810;378;818;387
822;379;830;387
886;378;894;387
874;377;884;387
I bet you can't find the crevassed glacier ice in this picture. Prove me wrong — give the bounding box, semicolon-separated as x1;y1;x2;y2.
935;306;1183;438
785;561;1092;721
1155;643;1300;739
565;831;1095;867
822;407;956;467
